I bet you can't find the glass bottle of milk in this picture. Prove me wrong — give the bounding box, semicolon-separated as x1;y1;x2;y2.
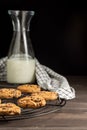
7;10;35;84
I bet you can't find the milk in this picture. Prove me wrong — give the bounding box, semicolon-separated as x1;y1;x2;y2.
7;58;35;83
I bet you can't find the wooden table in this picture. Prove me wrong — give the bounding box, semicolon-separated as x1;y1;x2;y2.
0;76;87;130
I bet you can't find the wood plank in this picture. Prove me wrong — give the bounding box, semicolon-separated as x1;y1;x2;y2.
0;127;87;130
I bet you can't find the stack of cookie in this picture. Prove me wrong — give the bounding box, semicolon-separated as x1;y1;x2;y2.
0;84;58;116
0;88;22;115
17;84;58;108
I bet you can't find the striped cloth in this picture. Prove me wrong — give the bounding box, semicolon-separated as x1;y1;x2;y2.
0;57;75;100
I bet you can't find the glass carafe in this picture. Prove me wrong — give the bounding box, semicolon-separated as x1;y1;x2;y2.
7;10;35;84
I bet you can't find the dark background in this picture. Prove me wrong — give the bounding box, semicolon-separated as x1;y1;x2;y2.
0;1;87;76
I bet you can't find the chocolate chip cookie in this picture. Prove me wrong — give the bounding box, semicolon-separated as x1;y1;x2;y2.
17;95;46;108
0;88;21;99
17;84;41;93
31;91;58;101
0;103;21;115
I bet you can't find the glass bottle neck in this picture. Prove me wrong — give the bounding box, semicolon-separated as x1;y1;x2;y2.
12;18;30;31
8;10;34;31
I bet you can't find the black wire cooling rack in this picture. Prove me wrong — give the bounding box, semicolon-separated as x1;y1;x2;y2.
0;82;66;121
0;98;66;121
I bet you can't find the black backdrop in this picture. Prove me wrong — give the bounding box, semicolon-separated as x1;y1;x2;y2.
0;1;87;75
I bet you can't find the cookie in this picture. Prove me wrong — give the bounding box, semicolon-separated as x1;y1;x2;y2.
17;84;41;93
0;103;21;115
0;99;1;104
31;91;58;101
0;88;21;99
17;95;46;108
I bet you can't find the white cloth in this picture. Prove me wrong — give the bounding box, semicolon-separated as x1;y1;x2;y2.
0;57;75;100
